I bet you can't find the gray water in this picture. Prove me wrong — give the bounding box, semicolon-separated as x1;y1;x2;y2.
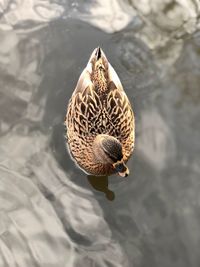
0;0;200;266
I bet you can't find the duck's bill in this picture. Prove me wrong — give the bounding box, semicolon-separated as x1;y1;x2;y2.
118;169;129;177
113;161;129;177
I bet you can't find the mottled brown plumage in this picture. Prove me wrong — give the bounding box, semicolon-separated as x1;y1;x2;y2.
65;47;135;177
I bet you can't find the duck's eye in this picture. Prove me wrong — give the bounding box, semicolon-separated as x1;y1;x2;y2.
115;163;126;173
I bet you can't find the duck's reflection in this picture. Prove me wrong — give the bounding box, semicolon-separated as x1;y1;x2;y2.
87;175;115;201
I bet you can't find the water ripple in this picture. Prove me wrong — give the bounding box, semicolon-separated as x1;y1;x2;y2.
0;166;73;267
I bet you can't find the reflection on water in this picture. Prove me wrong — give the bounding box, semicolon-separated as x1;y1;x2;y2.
0;0;200;266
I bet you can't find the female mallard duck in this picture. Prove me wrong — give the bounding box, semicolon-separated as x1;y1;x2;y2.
65;47;135;177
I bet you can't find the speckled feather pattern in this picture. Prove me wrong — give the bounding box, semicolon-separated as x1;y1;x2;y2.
65;48;135;175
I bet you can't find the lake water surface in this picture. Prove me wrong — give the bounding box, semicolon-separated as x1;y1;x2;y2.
0;0;200;266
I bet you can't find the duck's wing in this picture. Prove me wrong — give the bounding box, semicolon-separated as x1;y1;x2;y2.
106;82;135;158
72;68;92;95
107;62;124;92
106;59;134;135
66;82;103;137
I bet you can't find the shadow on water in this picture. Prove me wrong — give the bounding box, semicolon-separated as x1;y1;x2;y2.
87;175;115;201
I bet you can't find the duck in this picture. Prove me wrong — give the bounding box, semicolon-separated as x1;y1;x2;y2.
65;47;135;177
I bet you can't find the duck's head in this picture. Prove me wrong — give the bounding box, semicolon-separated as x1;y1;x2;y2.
93;134;129;177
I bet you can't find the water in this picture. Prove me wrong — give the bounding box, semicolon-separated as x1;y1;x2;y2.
0;0;200;266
